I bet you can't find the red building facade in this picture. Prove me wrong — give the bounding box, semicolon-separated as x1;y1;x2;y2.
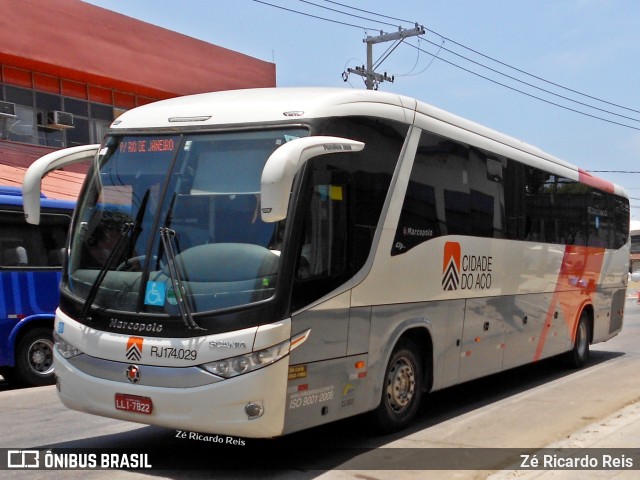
0;0;276;198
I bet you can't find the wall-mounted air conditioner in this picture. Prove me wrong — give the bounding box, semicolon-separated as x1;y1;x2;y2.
47;111;74;129
0;101;16;118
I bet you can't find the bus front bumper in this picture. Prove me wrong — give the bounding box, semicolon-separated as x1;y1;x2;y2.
53;349;289;439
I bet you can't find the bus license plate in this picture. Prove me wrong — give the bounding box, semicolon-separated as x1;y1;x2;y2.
115;393;153;415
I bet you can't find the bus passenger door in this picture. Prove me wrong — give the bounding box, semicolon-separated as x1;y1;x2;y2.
458;298;506;383
289;174;353;362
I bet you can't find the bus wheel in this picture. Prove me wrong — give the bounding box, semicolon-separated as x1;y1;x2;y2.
15;328;56;387
372;339;423;433
565;311;591;369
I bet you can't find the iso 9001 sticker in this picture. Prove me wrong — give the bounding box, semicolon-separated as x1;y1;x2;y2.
288;385;334;410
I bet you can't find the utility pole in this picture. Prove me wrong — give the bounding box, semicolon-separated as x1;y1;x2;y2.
344;23;425;90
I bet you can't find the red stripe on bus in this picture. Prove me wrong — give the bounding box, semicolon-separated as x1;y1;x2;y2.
578;169;615;194
534;245;605;361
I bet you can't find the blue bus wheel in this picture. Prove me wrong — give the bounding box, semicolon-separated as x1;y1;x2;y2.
15;328;56;387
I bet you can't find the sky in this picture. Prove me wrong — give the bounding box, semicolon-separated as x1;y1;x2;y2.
84;0;640;224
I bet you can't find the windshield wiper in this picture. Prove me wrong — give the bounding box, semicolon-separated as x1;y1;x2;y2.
120;189;150;269
80;222;133;321
80;190;150;321
159;227;203;331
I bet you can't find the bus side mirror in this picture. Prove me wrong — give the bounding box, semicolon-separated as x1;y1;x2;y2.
22;144;100;225
260;136;364;222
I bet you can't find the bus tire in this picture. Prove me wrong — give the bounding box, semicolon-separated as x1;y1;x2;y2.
564;311;590;369
372;339;423;433
14;328;56;387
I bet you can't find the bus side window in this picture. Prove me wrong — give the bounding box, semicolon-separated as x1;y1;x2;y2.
0;211;34;268
44;223;70;267
392;132;470;255
292;176;350;311
0;211;70;269
296;184;348;281
2;246;28;266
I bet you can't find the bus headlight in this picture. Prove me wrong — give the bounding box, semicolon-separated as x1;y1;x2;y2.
201;339;291;379
53;332;83;359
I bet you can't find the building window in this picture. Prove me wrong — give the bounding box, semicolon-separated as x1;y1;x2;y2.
91;118;112;143
1;68;159;149
8;104;36;143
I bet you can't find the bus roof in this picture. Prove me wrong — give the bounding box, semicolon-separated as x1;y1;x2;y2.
111;88;415;129
0;186;75;211
109;87;626;198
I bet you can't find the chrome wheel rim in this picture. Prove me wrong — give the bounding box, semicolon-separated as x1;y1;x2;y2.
386;356;416;413
28;338;54;376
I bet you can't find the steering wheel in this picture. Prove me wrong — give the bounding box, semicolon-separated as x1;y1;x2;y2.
116;255;160;271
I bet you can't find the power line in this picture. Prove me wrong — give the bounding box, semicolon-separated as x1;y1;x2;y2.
318;2;640;123
345;26;425;90
251;0;370;29
297;0;399;29
322;1;640;116
322;0;413;25
420;27;640;116
253;0;640;130
394;37;444;78
412;36;640;124
403;41;640;132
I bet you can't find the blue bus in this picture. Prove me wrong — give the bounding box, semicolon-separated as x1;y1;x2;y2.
0;186;74;386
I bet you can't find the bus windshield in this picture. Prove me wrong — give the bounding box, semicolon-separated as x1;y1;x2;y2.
66;128;308;317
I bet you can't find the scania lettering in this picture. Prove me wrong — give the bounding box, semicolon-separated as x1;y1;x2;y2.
22;88;629;437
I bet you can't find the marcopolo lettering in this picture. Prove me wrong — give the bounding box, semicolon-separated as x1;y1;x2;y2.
323;144;352;152
110;318;163;333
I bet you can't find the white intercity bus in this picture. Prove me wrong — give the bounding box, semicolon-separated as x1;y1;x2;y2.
22;88;630;438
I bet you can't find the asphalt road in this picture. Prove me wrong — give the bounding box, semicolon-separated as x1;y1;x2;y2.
1;296;639;480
